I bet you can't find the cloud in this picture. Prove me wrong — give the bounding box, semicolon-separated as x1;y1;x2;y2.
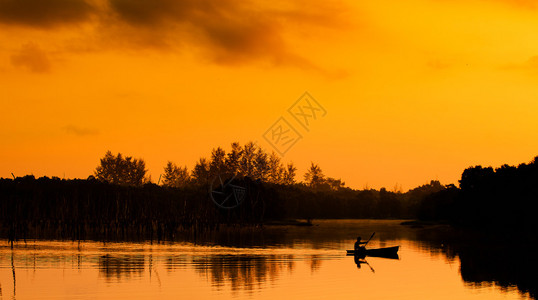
500;56;538;76
63;125;99;136
427;59;451;70
10;43;51;73
104;0;350;66
0;0;95;28
1;0;351;71
503;55;538;69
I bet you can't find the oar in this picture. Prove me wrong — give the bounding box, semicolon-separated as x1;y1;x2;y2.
364;260;375;273
364;232;375;247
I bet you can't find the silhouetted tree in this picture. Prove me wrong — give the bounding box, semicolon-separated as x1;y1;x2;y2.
412;156;538;231
209;147;227;176
253;147;269;181
267;152;284;184
225;142;243;174
459;166;495;192
240;142;257;177
282;163;297;185
417;184;458;221
324;177;345;191
162;161;190;188
192;158;210;185
376;187;402;217
94;151;147;186
405;180;446;216
186;142;298;185
304;162;325;189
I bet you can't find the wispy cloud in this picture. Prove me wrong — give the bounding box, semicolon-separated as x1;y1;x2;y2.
103;0;351;66
10;43;51;73
0;0;95;28
63;125;99;137
1;0;351;70
426;59;452;70
502;55;538;72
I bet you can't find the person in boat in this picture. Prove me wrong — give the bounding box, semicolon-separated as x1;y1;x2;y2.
354;236;367;256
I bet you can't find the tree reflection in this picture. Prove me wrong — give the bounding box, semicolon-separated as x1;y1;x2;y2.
98;254;145;281
308;255;323;273
413;227;537;299
192;254;295;292
457;243;537;299
95;252;314;294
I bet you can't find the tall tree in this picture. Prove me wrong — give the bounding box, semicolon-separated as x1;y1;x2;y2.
94;151;147;186
192;158;210;185
162;161;190;188
253;147;269;181
225;142;243;175
304;162;325;189
267;152;284;184
240;142;257;177
282;163;297;185
209;147;227;176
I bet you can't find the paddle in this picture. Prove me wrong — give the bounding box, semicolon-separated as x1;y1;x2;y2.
364;232;375;247
364;260;375;273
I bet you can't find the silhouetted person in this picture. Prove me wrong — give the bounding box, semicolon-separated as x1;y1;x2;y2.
354;236;367;250
354;236;367;257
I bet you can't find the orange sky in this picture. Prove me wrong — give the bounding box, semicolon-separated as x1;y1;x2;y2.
1;0;538;190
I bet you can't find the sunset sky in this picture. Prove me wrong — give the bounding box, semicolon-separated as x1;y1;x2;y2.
2;0;538;190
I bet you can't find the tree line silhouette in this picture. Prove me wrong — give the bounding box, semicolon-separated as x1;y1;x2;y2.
162;142;299;187
94;142;343;190
1;141;537;242
417;156;538;234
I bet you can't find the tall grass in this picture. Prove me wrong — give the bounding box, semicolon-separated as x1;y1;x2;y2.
0;176;270;243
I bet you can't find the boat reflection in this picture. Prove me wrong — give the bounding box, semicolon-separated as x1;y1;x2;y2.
350;250;400;272
353;256;375;272
1;220;536;299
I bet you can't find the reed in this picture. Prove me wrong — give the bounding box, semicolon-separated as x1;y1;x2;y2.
0;176;270;243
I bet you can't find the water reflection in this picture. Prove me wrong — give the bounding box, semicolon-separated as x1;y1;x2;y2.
10;251;15;298
308;255;322;273
99;254;145;281
456;243;536;299
175;220;419;249
0;220;535;299
353;256;375;273
412;227;538;299
193;254;295;292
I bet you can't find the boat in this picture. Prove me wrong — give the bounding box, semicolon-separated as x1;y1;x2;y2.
346;246;399;259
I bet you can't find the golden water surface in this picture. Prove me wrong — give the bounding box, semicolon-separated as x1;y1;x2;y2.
0;220;531;299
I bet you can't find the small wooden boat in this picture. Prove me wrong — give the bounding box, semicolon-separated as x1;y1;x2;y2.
346;246;399;259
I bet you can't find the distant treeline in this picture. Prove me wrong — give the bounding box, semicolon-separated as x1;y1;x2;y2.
0;175;443;242
1;141;536;241
92;142;342;190
417;156;538;233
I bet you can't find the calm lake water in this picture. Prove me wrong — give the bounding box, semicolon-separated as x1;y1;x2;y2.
0;220;534;299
